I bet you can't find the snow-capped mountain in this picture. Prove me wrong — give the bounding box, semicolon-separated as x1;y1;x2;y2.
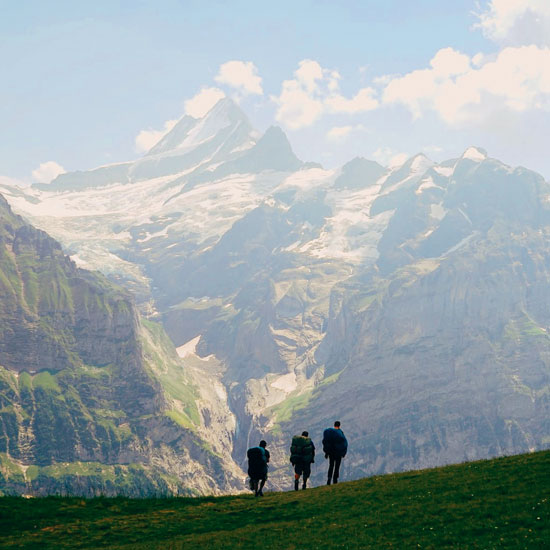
2;98;550;491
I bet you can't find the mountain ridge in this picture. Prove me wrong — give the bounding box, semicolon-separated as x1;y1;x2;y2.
1;97;549;493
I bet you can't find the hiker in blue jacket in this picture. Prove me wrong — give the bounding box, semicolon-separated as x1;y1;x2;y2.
322;420;348;485
247;440;270;497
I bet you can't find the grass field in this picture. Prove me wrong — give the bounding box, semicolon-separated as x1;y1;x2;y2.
1;450;548;549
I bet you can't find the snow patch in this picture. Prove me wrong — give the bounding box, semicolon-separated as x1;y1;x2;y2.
462;147;487;162
230;140;256;154
270;372;297;393
433;165;454;177
430;203;447;220
70;254;92;269
458;207;472;225
177;336;201;358
416;177;444;195
276;168;335;194
411;155;433;173
442;231;478;256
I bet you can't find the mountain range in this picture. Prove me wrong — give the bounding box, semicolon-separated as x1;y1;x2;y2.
1;97;549;493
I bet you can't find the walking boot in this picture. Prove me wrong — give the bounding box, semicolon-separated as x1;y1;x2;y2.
294;479;299;491
327;479;331;485
302;480;307;490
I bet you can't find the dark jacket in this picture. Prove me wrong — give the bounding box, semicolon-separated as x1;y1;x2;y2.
322;427;348;457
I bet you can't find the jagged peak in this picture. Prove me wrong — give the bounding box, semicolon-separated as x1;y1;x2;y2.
256;125;292;148
334;157;387;190
342;156;385;172
240;125;302;172
146;97;253;157
407;153;434;173
203;97;248;122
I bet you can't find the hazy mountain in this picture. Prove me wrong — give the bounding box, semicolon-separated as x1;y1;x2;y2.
2;99;549;492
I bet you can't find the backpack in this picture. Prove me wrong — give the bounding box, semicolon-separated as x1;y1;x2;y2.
322;428;348;457
247;446;268;478
290;435;314;464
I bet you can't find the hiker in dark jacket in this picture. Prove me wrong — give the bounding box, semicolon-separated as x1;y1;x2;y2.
322;421;348;485
247;440;270;497
290;431;315;490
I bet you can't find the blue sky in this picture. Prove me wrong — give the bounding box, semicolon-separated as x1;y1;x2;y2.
2;0;550;183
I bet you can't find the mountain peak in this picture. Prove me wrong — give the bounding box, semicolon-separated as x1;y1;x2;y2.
461;146;487;162
204;97;246;120
146;97;253;157
335;157;386;190
234;125;302;172
395;153;433;174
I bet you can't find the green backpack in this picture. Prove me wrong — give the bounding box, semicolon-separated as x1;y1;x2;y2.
290;435;314;464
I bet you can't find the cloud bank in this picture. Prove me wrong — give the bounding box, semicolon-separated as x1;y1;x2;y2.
271;59;378;130
474;0;550;46
31;161;65;183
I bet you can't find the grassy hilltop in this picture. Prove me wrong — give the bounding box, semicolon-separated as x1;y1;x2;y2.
1;450;549;550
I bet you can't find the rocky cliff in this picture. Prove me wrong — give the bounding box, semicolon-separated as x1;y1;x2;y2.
0;195;242;496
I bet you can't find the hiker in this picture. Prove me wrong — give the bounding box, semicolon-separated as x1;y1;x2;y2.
322;420;348;485
247;440;270;497
290;431;315;490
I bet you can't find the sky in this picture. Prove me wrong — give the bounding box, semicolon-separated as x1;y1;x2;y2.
1;0;550;184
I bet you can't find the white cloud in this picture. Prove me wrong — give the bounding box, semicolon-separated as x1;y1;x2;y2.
372;147;409;168
429;47;471;76
135;119;178;153
382;45;550;125
325;87;378;114
373;74;397;86
328;70;341;92
326;126;353;141
326;124;366;142
294;59;325;93
424;145;443;154
184;87;226;118
272;59;379;130
215;60;263;95
273;79;324;129
31;161;65;183
474;0;550;46
472;52;485;67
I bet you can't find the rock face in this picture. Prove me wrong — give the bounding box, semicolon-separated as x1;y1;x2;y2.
281;153;550;484
0;195;242;496
2;100;550;492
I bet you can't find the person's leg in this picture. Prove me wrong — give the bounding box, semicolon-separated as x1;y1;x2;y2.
258;477;266;496
302;463;311;489
253;478;259;496
333;456;342;484
294;464;301;490
327;455;335;484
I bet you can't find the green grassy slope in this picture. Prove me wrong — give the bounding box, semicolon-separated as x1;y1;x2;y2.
1;450;548;550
